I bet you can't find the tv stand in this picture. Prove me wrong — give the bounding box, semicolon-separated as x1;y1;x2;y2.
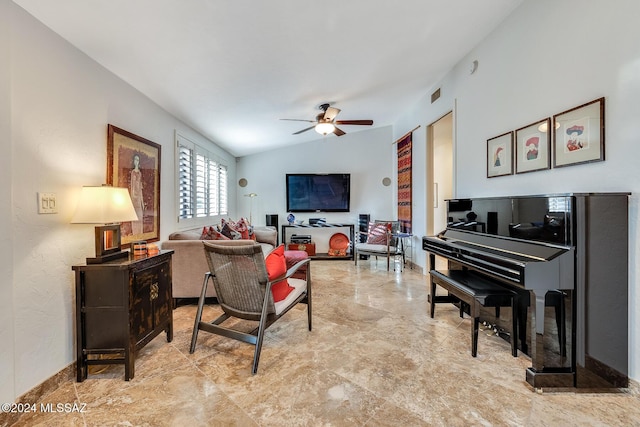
281;223;354;260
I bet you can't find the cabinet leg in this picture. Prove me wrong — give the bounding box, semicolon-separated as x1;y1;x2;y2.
166;322;173;342
125;345;134;381
77;359;87;382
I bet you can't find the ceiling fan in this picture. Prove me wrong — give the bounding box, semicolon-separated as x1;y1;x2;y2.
281;103;373;136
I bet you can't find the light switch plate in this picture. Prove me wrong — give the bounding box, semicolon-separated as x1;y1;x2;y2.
38;192;58;214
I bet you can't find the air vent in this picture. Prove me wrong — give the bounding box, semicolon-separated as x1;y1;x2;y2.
431;88;441;104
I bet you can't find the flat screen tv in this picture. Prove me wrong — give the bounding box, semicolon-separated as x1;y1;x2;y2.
286;173;351;213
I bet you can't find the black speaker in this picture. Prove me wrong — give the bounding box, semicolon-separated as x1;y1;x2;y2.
358;214;370;259
266;214;279;245
358;214;370;239
266;214;278;228
487;211;498;235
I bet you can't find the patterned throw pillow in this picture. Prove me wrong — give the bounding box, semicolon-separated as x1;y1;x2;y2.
366;222;389;245
200;226;230;241
220;218;251;240
220;223;242;240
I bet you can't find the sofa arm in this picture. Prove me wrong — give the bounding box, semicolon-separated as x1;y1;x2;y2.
254;226;277;248
161;240;215;299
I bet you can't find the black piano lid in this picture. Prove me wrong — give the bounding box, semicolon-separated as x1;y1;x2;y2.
445;194;576;246
445;192;631;247
440;229;571;262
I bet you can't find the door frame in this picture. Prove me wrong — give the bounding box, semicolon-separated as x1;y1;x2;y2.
426;110;455;270
426;110;455;236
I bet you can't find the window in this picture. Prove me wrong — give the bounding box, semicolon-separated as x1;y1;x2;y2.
176;134;228;219
547;196;570;213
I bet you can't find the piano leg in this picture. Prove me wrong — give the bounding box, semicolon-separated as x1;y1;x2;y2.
526;289;574;388
472;317;479;357
530;291;546;372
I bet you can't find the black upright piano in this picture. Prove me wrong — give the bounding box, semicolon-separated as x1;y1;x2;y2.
423;193;629;389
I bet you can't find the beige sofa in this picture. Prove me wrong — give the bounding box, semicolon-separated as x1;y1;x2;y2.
161;226;278;300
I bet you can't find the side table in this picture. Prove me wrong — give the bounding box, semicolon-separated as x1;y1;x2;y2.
393;233;413;270
72;250;174;381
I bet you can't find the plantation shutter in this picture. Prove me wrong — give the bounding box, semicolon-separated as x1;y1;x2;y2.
176;133;229;220
177;139;194;219
218;164;228;215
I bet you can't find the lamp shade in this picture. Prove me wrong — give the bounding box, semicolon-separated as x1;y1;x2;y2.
71;186;139;224
315;122;335;135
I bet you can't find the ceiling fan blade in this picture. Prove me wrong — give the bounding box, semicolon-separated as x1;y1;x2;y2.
293;126;316;135
323;107;341;122
333;127;346;136
280;118;316;123
335;119;373;126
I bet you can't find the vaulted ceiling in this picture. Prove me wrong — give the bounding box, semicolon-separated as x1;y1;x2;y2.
13;0;523;157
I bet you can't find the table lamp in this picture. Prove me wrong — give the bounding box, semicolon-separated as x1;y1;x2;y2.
71;185;139;264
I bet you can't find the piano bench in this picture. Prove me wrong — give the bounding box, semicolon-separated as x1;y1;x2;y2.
429;269;519;358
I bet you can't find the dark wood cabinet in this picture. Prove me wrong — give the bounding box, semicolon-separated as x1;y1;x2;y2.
73;250;174;381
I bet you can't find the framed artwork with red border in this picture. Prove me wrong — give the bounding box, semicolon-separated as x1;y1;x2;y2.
552;97;605;168
487;131;513;178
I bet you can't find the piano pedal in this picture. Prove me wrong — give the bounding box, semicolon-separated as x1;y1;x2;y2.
481;321;511;339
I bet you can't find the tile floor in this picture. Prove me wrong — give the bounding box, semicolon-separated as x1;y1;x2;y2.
6;259;640;426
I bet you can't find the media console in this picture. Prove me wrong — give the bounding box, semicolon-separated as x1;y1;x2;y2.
281;223;354;260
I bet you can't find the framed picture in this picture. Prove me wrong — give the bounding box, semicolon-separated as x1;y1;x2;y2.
553;97;605;168
515;118;551;174
487;131;513;178
107;124;161;244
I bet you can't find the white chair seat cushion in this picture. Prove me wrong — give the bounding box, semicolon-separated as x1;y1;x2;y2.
355;243;397;254
274;278;307;315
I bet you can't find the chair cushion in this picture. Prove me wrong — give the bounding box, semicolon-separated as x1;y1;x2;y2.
366;222;388;245
265;245;294;302
355;243;398;254
274;278;307;315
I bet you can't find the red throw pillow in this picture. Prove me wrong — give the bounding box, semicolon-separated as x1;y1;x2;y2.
265;245;294;302
200;226;212;240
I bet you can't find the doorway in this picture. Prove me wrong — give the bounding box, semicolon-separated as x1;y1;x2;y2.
426;112;453;269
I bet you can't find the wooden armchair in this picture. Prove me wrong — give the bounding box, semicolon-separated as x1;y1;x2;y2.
354;220;402;271
190;242;311;374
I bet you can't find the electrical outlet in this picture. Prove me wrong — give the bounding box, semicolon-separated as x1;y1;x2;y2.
38;192;58;214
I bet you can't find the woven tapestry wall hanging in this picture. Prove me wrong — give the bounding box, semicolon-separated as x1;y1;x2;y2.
397;133;412;233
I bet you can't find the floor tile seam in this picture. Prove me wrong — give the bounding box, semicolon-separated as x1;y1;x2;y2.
165;338;255;401
325;369;398;425
71;382;89;427
181;352;259;420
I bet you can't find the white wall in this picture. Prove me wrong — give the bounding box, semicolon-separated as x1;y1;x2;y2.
236;126;395;232
395;0;640;382
1;2;235;402
0;0;16;405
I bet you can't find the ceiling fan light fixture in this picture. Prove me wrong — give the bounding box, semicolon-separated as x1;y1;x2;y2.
315;122;335;135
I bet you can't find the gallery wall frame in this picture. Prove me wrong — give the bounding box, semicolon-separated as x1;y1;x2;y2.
515;118;551;174
107;124;161;245
552;97;605;168
487;131;513;178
